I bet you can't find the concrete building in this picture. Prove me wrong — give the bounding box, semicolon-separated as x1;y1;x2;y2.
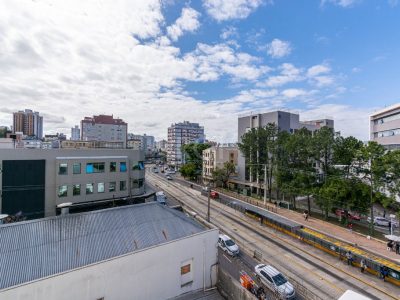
167;121;205;167
370;103;400;150
81;115;127;148
156;139;168;152
0;148;145;219
0;203;219;300
13;109;43;139
71;125;80;140
62;140;125;149
203;144;238;183
144;134;155;150
237;110;334;184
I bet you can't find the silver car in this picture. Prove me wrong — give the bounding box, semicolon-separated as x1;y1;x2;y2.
368;217;390;227
255;264;295;299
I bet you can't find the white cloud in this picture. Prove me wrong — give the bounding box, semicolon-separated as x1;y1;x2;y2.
203;0;264;21
265;63;303;87
267;39;292;58
220;26;238;40
281;88;308;98
167;7;201;42
307;64;331;77
321;0;359;8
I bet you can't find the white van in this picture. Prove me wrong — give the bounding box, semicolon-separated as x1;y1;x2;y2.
218;234;239;256
155;191;167;205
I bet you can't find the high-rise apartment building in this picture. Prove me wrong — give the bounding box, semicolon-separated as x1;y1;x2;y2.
370;103;400;150
13;109;43;139
71;125;80;140
81;115;127;148
167;121;205;167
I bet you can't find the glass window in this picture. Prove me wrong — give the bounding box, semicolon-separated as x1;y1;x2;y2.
94;162;105;173
132;161;145;170
59;163;68;175
110;162;116;172
58;185;68;197
109;182;116;192
131;179;144;188
73;163;81;174
120;162;127;172
73;184;81;196
86;163;94;174
120;180;126;191
98;182;105;193
86;183;94;194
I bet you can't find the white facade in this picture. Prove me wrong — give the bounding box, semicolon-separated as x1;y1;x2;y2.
203;146;238;182
0;229;219;300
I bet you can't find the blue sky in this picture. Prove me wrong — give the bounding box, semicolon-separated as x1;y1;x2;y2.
0;0;399;142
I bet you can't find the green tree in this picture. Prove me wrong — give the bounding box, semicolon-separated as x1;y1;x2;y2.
180;163;197;179
182;143;211;171
354;141;387;235
333;136;364;178
212;161;236;188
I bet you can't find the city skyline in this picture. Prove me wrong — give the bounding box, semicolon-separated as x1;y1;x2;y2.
0;1;399;142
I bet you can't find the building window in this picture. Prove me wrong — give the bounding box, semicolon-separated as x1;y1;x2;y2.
120;162;127;172
86;163;94;173
131;179;144;188
109;182;116;192
181;264;191;275
132;161;145;170
180;259;193;287
110;162;116;172
98;182;105;193
86;162;105;173
86;183;94;194
120;180;126;191
58;185;68;197
73;184;81;196
73;163;81;174
59;163;68;175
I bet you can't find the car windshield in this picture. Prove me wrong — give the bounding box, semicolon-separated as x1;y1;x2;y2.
272;274;287;286
225;239;235;247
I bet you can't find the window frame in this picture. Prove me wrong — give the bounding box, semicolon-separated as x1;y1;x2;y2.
72;163;81;174
58;163;68;175
86;183;94;194
73;184;81;196
58;185;68;197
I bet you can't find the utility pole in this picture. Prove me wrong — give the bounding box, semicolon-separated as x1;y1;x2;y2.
263;164;267;205
207;186;211;222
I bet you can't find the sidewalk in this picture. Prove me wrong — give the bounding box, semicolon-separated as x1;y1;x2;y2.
217;188;400;263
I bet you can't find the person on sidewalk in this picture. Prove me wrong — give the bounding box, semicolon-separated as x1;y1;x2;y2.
346;251;353;266
360;259;367;273
348;222;353;233
387;240;394;251
395;242;400;255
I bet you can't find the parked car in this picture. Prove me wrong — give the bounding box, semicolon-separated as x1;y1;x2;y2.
335;209;361;221
367;216;390;227
210;191;219;199
218;234;239;256
254;264;295;299
166;175;173;180
155;191;167;205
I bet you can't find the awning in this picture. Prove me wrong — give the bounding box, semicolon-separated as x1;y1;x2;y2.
384;234;400;242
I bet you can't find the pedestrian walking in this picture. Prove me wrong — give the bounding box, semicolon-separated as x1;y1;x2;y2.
360;259;367;273
396;242;400;255
387;240;394;251
346;251;353;266
348;222;353;233
303;211;307;221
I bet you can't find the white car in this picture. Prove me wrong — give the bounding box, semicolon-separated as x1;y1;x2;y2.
218;234;239;256
367;217;390;227
254;264;295;299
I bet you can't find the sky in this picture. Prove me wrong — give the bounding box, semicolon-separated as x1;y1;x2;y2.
0;0;399;142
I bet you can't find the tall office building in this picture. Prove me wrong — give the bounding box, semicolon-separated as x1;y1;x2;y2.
370;103;400;150
71;125;80;141
167;121;205;167
13;109;43;139
81;115;127;148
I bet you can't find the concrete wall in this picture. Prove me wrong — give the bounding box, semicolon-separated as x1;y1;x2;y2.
0;229;219;300
0;149;145;217
217;269;256;300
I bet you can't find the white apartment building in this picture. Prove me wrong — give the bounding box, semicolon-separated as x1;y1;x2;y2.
81;115;127;148
167;121;205;167
370;103;400;150
202;144;238;183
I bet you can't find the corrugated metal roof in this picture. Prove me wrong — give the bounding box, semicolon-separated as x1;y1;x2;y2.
0;203;205;290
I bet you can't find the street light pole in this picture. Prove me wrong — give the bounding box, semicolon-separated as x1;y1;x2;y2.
207;187;211;222
263;164;267;205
